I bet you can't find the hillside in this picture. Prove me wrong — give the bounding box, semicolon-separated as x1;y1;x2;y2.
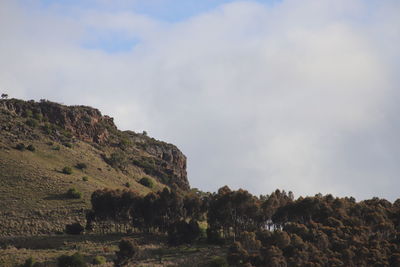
0;98;190;237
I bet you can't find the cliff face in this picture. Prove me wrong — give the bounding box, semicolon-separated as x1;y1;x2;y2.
0;98;190;191
125;131;189;191
1;99;116;144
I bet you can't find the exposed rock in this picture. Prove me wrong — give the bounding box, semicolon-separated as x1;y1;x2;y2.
1;99;116;144
125;131;189;191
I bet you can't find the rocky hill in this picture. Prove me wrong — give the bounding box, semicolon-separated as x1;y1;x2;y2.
0;98;190;236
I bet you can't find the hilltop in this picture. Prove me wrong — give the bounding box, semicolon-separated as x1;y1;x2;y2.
0;98;190;236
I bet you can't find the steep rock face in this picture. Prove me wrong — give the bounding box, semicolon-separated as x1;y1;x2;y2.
125;131;189;191
1;99;116;144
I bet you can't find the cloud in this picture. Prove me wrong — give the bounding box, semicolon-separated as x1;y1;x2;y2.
1;0;400;200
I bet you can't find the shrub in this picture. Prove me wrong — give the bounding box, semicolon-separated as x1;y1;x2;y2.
63;142;73;148
62;166;73;175
118;138;131;150
23;109;33;118
105;152;127;170
52;145;61;151
125;182;131;188
76;163;87;170
43;123;54;134
57;253;87;267
27;144;36;152
66;188;82;199
115;239;139;266
139;177;154;188
33;113;43;121
65;223;84;235
207;256;229;267
92;256;106;265
82;176;89;182
26;118;38;128
21;257;35;267
16;143;26;151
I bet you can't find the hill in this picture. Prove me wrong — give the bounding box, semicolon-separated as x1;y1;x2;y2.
0;98;190;237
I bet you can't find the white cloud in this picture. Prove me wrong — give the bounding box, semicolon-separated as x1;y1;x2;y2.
1;0;399;200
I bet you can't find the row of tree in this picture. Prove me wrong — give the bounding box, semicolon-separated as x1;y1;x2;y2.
86;187;400;266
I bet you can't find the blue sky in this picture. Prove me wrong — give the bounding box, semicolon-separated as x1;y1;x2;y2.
36;0;281;21
24;0;281;53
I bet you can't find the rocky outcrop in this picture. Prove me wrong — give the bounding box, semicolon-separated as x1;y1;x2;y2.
125;131;190;191
1;99;116;144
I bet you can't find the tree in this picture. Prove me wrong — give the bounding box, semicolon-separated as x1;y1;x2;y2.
114;239;139;266
65;222;84;235
1;93;8;99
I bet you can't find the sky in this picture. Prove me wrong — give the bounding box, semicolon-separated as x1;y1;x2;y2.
1;0;400;201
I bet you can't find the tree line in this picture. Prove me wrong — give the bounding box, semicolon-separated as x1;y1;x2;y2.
86;186;400;266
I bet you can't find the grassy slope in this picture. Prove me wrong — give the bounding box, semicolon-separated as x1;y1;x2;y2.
0;233;226;267
0;115;165;237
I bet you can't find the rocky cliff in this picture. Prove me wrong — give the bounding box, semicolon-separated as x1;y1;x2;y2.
0;98;190;191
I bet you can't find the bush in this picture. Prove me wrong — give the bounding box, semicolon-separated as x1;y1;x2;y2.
65;222;84;235
207;256;229;267
62;166;73;175
92;256;106;265
76;163;87;170
43;123;55;134
125;182;131;188
16;143;26;151
23;109;33;118
33;113;43;121
82;176;89;182
57;253;87;267
139;177;154;188
106;152;127;170
21;257;35;267
63;142;73;148
26;118;38;128
115;239;139;266
66;188;82;199
27;144;36;152
52;145;61;151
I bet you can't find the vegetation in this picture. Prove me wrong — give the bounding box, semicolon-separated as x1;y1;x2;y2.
21;257;36;267
66;188;82;199
25;118;38;128
139;177;154;188
16;143;26;151
114;238;139;266
207;256;229;267
63;142;73;148
62;166;73;175
75;163;87;170
4;98;400;266
57;253;86;267
92;256;106;265
65;223;84;235
84;186;400;266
